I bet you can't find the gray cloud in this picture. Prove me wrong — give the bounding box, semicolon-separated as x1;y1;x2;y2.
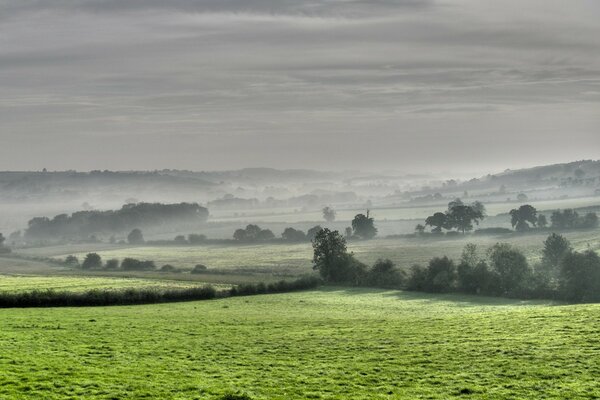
0;0;599;172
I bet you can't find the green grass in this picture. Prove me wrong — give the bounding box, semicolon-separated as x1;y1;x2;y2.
0;274;229;293
0;288;598;399
25;229;599;280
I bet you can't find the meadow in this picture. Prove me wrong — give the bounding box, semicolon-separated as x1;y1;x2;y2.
16;229;598;281
0;275;229;293
0;288;598;399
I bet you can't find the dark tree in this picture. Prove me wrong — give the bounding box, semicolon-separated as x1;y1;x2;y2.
509;205;538;231
424;256;456;292
174;235;187;244
352;211;377;239
127;228;145;244
64;255;79;266
322;207;336;223
559;250;600;302
541;233;571;276
105;259;119;270
488;243;530;294
425;212;447;233
582;212;598;229
188;234;206;244
446;204;485;234
344;227;353;238
233;228;247;241
307;225;323;241
312;228;364;283
414;224;426;234
256;229;275;241
0;233;5;246
367;259;405;287
81;253;102;270
537;214;548;228
281;227;306;242
551;209;579;229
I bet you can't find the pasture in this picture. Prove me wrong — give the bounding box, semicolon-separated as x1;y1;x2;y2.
16;229;599;280
0;288;598;399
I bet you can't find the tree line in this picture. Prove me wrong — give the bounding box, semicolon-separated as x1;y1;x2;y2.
24;202;209;240
311;229;600;302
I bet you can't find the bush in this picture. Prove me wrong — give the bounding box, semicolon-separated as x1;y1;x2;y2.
191;264;208;274
121;258;156;271
229;276;320;297
81;253;102;269
160;264;178;273
104;259;119;270
366;259;405;288
559;250;600;302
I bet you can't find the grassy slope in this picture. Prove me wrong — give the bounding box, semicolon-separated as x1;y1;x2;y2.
0;289;598;399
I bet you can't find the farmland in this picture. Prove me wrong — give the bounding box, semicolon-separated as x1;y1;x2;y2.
12;229;599;281
0;288;598;399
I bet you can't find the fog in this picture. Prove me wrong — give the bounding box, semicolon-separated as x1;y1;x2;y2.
1;0;599;172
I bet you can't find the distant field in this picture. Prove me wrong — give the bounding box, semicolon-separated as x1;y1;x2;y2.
208;196;600;223
0;275;229;293
0;288;597;399
22;229;598;280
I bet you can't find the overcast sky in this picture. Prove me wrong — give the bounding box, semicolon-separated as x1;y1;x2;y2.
1;0;599;174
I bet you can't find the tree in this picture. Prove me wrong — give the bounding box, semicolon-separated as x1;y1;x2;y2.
81;253;102;269
174;235;187;244
312;228;364;283
551;209;579;229
0;233;5;247
509;205;538;231
282;227;306;242
188;234;206;244
425;212;446;233
105;259;119;270
414;224;426;235
351;211;377;239
233;228;247;241
367;259;405;287
306;225;323;241
127;228;145;244
537;214;548;228
517;193;528;202
541;233;571;276
256;229;275;241
488;243;530;294
424;256;456;292
559;250;600;302
344;227;353;238
64;255;79;266
446;204;484;234
582;212;598;229
322;207;336;223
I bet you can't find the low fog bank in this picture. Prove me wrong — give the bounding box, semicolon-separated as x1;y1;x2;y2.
1;160;599;240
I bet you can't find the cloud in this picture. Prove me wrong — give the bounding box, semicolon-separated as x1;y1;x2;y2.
0;0;598;171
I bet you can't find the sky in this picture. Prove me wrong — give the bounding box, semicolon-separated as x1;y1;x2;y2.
0;0;599;174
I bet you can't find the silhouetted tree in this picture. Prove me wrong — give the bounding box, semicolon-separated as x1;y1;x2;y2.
488;243;530;294
281;227;306;242
312;228;365;283
188;234;206;244
174;235;187;244
81;253;102;270
105;259;119;270
509;205;538;231
541;233;571;278
424;256;456;292
306;225;323;241
367;259;405;287
344;227;353;238
551;209;579;229
352;211;377;239
517;193;528;202
0;233;5;247
425;212;447;233
322;206;336;223
446;203;485;234
559;250;600;302
414;224;426;235
128;228;145;244
537;214;548;228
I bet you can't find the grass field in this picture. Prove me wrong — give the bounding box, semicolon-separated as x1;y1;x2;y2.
0;288;598;399
0;275;229;293
20;229;598;279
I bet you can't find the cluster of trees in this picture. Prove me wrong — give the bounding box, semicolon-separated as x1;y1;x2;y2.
0;233;10;254
71;253;157;271
422;199;486;234
233;224;275;242
281;226;323;242
25;202;209;240
311;229;403;286
509;205;598;232
311;229;600;302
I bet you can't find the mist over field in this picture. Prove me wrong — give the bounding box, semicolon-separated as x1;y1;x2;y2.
1;1;599;399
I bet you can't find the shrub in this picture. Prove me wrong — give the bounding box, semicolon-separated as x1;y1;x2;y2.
366;259;405;288
104;259;119;270
559;250;600;302
81;253;102;269
121;258;156;271
160;264;178;273
191;264;208;274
